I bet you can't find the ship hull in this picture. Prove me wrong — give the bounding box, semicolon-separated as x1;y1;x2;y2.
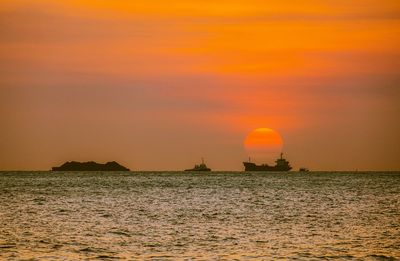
184;168;211;171
243;162;291;171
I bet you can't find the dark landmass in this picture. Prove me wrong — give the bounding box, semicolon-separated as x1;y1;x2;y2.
52;161;130;171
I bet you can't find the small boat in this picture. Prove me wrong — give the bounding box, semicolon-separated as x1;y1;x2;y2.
185;158;211;171
299;167;309;172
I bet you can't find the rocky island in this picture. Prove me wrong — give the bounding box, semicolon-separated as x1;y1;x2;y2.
52;161;130;171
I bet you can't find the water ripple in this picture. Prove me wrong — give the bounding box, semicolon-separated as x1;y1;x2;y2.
0;171;399;260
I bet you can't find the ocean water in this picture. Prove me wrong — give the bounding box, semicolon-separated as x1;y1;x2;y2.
0;171;399;260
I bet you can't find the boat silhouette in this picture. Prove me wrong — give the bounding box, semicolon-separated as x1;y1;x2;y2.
185;158;211;171
243;153;292;171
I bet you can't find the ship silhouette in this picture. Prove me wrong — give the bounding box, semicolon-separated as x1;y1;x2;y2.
185;158;211;171
243;153;292;171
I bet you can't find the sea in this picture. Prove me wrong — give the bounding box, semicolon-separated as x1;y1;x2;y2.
0;171;399;260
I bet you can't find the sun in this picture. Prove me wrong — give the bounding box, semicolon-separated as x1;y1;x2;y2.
244;128;283;161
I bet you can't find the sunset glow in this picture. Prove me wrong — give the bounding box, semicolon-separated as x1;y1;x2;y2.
1;2;400;260
244;128;284;163
0;0;399;170
244;128;283;150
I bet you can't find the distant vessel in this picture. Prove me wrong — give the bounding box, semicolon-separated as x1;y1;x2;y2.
299;167;309;172
243;153;292;171
52;161;130;171
185;158;211;171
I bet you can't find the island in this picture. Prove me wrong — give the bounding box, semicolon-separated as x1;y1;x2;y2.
51;161;130;171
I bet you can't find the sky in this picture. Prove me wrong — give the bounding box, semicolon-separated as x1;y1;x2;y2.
0;0;399;171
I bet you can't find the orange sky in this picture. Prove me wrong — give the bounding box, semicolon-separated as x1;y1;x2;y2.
1;0;399;170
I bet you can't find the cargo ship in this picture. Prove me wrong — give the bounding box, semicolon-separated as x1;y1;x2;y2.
243;153;292;171
185;158;211;171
